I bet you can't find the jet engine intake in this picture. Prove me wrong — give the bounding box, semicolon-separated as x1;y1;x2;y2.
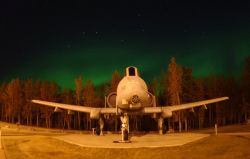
107;92;117;108
146;92;154;106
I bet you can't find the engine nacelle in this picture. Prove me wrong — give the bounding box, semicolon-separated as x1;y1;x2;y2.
161;110;173;118
90;108;101;119
107;92;117;108
145;92;154;107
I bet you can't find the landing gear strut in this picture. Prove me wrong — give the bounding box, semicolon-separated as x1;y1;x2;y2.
99;118;104;136
158;117;164;135
120;113;130;142
158;117;167;134
96;118;104;136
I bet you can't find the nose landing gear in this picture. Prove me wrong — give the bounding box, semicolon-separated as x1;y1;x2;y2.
120;113;130;142
114;113;131;143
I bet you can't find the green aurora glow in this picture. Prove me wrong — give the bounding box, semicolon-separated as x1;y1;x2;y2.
5;28;249;89
2;0;250;89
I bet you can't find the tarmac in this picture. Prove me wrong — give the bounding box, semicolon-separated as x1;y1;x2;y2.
54;133;210;148
0;130;6;159
0;149;6;159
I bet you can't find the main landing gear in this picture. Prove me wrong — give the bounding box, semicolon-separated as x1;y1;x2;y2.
95;118;104;136
158;117;164;135
99;118;104;136
158;117;167;135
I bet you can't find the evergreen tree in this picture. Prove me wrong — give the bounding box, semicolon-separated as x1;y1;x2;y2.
60;89;74;129
23;79;34;125
167;57;183;131
83;80;95;130
4;78;23;123
167;57;183;105
241;56;250;121
149;77;158;95
75;76;83;129
83;80;95;106
33;80;42;126
0;83;7;121
108;70;121;131
109;70;121;93
40;81;58;128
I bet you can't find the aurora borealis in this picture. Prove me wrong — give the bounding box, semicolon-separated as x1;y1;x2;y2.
1;1;250;88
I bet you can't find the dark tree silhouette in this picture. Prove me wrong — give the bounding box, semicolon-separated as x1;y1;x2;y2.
75;76;83;129
0;57;249;131
167;57;183;132
109;70;121;93
241;56;250;121
60;88;74;129
83;80;95;130
23;79;34;125
3;78;22;123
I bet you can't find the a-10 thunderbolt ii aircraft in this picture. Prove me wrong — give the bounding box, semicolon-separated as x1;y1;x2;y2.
32;66;229;142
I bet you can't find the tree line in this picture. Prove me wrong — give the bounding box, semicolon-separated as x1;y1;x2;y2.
0;57;249;132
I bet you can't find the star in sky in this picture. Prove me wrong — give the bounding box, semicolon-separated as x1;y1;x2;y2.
0;0;250;88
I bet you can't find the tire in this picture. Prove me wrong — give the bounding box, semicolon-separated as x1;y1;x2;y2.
124;129;128;140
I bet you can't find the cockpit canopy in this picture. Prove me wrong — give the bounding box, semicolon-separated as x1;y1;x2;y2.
126;66;139;76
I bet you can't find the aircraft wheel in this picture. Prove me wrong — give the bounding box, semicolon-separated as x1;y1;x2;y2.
96;124;100;135
124;129;128;141
162;124;167;134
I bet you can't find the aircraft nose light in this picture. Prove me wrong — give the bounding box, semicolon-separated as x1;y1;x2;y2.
131;95;140;104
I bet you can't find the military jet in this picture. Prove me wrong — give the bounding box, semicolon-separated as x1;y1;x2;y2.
32;66;229;141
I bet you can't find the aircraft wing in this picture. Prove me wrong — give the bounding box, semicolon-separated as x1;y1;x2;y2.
32;97;229;117
143;97;229;114
31;100;117;114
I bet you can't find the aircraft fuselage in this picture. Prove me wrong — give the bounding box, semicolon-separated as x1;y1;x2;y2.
116;67;153;111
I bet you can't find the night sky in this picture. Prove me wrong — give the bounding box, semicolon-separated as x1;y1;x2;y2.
1;0;250;88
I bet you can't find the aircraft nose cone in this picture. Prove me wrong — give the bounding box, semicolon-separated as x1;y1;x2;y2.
131;95;140;104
